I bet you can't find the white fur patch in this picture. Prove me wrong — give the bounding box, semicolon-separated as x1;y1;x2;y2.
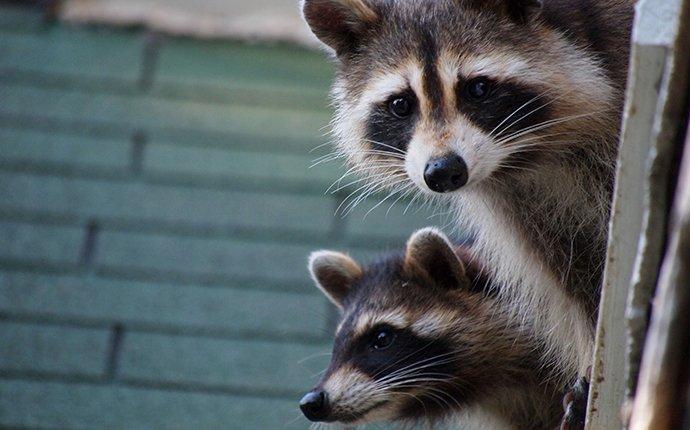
452;191;594;378
441;51;530;82
354;309;408;336
411;309;457;337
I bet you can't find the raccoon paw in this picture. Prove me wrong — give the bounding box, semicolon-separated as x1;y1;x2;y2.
560;377;589;430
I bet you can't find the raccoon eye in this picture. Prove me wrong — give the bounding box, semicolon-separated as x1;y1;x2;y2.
371;328;396;350
465;77;491;101
388;96;414;118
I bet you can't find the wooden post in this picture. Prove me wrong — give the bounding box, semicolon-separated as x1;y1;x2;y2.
586;0;690;428
629;116;690;429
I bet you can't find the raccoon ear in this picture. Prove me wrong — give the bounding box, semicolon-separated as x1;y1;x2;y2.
309;250;363;309
404;227;468;290
301;0;378;55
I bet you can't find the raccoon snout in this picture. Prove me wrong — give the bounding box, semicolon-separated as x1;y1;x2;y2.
299;389;329;422
423;154;468;193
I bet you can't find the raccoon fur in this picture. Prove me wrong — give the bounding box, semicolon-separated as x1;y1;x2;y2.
301;0;634;379
300;227;563;429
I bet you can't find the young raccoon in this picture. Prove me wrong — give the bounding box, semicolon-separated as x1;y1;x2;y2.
302;0;634;378
301;228;563;429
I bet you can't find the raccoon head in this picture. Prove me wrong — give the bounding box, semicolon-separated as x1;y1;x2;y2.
302;0;615;197
300;227;497;425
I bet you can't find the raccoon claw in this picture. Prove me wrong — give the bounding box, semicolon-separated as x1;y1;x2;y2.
560;377;589;430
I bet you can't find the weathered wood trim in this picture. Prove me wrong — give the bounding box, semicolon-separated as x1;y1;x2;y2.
586;0;690;428
629;115;690;429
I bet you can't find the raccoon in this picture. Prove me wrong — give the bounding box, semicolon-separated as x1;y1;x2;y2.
300;227;563;429
301;0;634;378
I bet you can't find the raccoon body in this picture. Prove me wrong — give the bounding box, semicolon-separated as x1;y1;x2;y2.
302;0;634;378
300;228;563;429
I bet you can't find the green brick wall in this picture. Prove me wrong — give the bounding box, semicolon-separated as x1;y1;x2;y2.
0;5;442;429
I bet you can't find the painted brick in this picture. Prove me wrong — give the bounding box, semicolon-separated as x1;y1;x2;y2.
96;230;321;283
0;380;310;429
0;5;43;33
0;220;82;265
0;271;329;338
0;84;330;145
0;127;130;170
343;195;441;243
0;27;142;82
143;141;342;187
96;230;382;285
119;332;330;393
155;38;332;91
0;321;109;377
0;172;336;234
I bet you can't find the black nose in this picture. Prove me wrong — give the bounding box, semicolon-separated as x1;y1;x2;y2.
424;154;468;193
299;390;328;422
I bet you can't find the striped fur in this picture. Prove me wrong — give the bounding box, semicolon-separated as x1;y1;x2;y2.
303;0;634;382
305;228;563;429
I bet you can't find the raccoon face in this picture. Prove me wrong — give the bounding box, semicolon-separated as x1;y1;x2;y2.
303;0;614;197
301;228;479;425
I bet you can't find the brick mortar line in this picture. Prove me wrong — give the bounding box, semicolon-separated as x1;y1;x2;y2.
104;324;125;380
0;68;330;114
0;159;342;197
0;312;331;346
0;371;302;401
0;209;404;250
0;112;325;155
0;258;317;295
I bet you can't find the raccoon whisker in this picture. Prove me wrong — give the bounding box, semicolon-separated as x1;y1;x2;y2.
403;191;424;215
377;357;462;386
334;162;405;182
368;343;453;382
309;154;348;168
338;175;407;217
310;147;401;167
489;89;554;139
308;140;334;153
297;351;332;365
336;173;405;213
362;181;415;219
326;168;403;196
494;112;598;146
376;390;430;418
329;170;406;194
495;116;593;147
374;351;460;384
362;139;406;155
329;160;404;186
381;375;458;389
386;183;417;216
499;131;573;149
342;179;409;218
359;148;407;159
398;384;459;413
492;88;576;140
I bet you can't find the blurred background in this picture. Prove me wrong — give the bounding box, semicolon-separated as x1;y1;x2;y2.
0;1;440;428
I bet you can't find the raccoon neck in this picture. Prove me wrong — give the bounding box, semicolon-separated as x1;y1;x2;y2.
476;385;563;430
454;164;611;376
496;153;614;318
445;300;563;430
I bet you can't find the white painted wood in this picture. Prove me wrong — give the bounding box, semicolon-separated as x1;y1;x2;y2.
585;0;681;428
624;0;690;405
629;119;690;429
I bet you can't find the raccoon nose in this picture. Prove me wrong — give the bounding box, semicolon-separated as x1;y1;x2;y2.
424;154;468;192
299;390;329;421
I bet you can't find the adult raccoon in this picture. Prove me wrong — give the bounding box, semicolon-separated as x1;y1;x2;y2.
302;0;633;380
